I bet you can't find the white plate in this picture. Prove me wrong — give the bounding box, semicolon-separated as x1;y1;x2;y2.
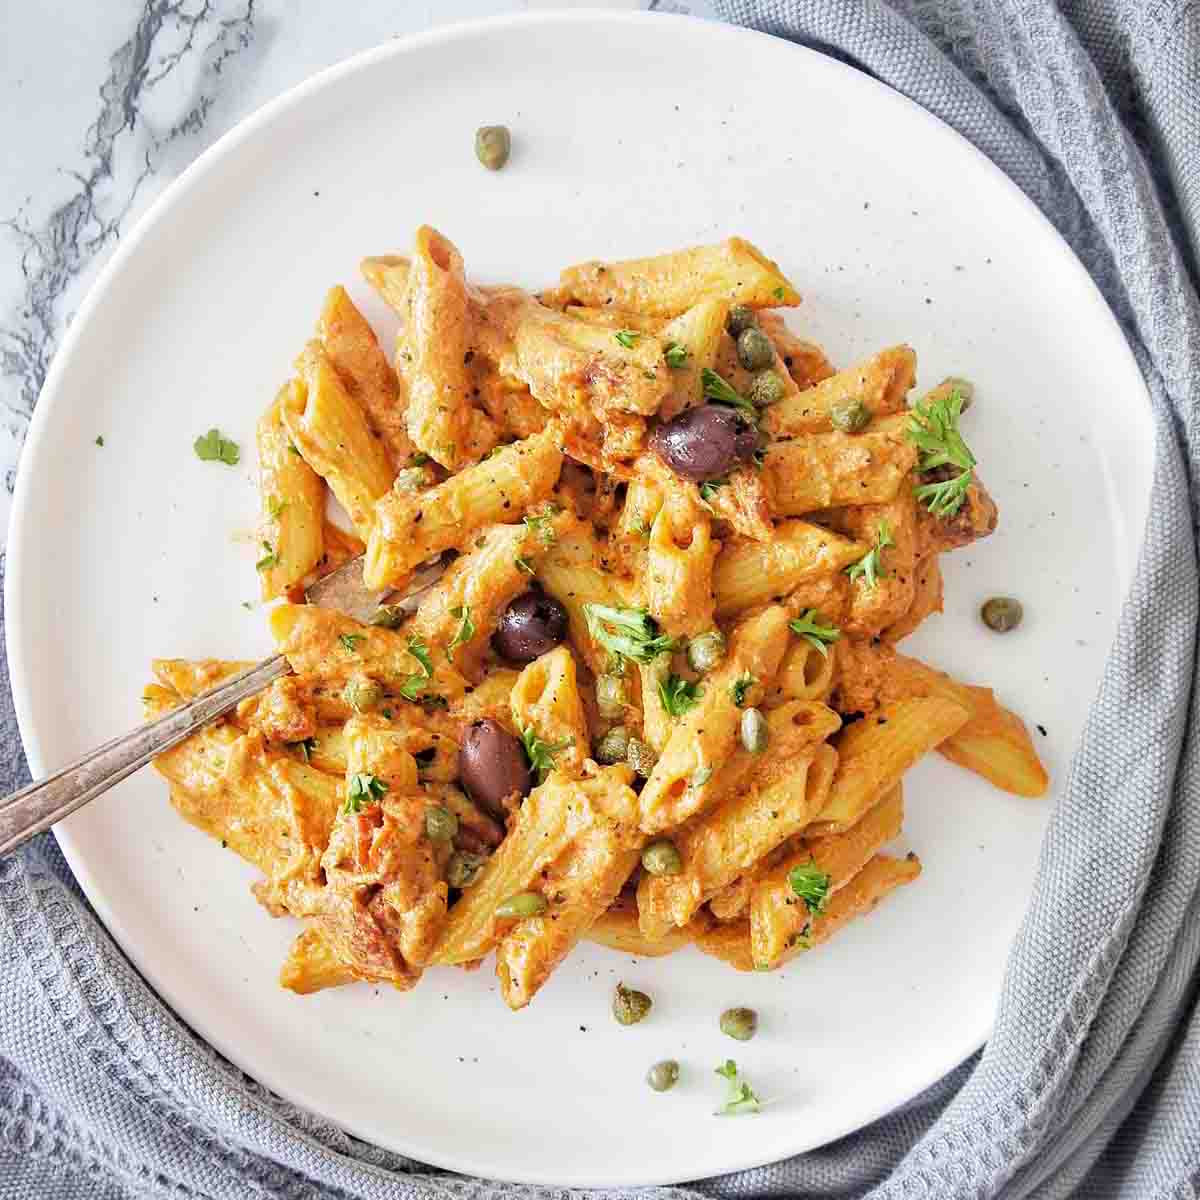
6;10;1153;1187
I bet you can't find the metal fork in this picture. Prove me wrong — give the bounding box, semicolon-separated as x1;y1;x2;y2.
0;557;445;856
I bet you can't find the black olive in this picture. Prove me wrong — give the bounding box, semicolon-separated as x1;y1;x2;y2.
650;405;757;482
458;719;531;813
493;591;569;663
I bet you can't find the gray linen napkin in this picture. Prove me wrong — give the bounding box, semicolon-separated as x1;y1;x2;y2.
2;2;1199;1196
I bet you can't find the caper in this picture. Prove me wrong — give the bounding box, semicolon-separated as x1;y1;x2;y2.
626;737;658;779
393;466;430;492
370;605;406;629
613;982;652;1026
641;839;683;877
495;891;546;919
726;305;757;337
740;707;768;754
343;676;383;713
981;596;1023;632
475;124;511;171
736;327;775;372
720;1006;758;1041
646;1060;680;1092
596;673;629;719
686;631;726;675
425;805;458;842
596;725;631;765
830;399;871;433
748;370;786;407
446;850;486;889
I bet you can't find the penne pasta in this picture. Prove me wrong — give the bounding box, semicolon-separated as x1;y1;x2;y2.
510;646;591;778
588;895;710;958
658;298;730;420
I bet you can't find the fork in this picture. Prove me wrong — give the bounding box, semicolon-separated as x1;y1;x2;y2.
0;557;445;857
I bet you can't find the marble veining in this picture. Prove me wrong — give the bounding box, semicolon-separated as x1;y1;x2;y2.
0;0;705;544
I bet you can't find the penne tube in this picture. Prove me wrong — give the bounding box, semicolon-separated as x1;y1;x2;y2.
695;918;756;972
833;490;920;637
280;926;358;995
882;553;944;642
510;646;591;777
588;896;710;958
643;488;719;640
658;298;730;419
703;466;775;543
757;312;835;389
765;638;836;705
360;254;410;312
364;428;563;590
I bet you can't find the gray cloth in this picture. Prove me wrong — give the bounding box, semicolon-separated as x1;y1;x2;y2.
2;0;1199;1195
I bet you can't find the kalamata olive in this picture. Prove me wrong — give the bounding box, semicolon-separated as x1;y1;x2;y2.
650;405;758;483
494;591;568;663
458;719;532;813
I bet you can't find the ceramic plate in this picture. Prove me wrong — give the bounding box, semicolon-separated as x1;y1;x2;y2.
6;11;1154;1186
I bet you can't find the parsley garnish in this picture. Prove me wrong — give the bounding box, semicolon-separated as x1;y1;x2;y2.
448;605;475;658
701;368;757;420
407;636;433;676
730;672;755;708
193;428;240;466
290;737;316;763
397;676;426;702
583;603;678;665
255;542;278;571
773;285;786;301
698;478;728;503
338;633;365;653
846;520;894;590
715;1060;761;1116
523;507;560;545
520;726;571;783
267;494;287;518
515;556;535;575
788;861;831;914
788;610;840;658
287;443;301;456
663;341;689;368
614;329;641;349
408;452;430;466
344;772;387;813
394;634;436;701
908;389;976;517
658;675;702;718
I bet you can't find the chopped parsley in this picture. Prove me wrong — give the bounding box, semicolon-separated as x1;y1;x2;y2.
583;603;677;665
338;632;366;653
788;861;831;915
788;610;841;657
396;634;435;701
523;506;560;545
614;329;641;349
408;452;431;467
658;675;702;718
344;772;387;813
908;388;976;517
266;494;287;518
701;368;757;421
730;672;756;708
773;285;786;301
845;519;894;590
407;635;434;676
515;556;535;575
255;541;278;571
698;477;729;503
193;427;240;466
448;605;475;658
715;1060;761;1116
520;726;572;783
663;341;689;368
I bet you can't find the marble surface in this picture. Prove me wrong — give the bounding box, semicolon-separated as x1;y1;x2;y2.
0;0;710;545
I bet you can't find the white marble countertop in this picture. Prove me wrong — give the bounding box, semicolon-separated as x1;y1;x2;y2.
0;0;710;545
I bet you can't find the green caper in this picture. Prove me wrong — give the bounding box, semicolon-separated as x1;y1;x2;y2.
736;327;775;372
748;370;787;407
393;466;430;492
613;982;652;1026
830;399;871;433
475;125;511;171
641;839;683;877
496;891;547;919
740;707;768;754
596;673;629;719
626;737;658;779
370;605;406;629
343;677;383;713
446;850;486;889
425;805;458;842
596;725;631;765
726;304;757;337
686;630;726;675
981;596;1023;632
646;1060;680;1092
720;1006;758;1041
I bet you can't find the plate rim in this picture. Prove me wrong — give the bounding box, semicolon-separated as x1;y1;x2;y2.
4;8;1153;1186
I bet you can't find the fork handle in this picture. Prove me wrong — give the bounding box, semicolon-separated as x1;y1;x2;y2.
0;655;291;857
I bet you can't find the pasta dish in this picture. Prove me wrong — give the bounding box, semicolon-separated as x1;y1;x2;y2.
143;229;1048;1011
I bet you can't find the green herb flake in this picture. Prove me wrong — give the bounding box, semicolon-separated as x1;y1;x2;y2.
663;341;689;369
658;675;702;718
520;726;572;783
193;427;240;466
266;494;287;519
407;635;434;677
698;477;729;503
730;672;756;708
788;860;832;914
714;1060;762;1116
845;519;894;590
515;556;535;575
344;772;387;813
908;388;977;518
338;633;366;653
787;610;841;657
614;329;641;349
583;603;678;666
701;368;757;421
773;286;786;301
408;452;431;467
523;506;561;545
448;605;476;658
255;541;278;571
